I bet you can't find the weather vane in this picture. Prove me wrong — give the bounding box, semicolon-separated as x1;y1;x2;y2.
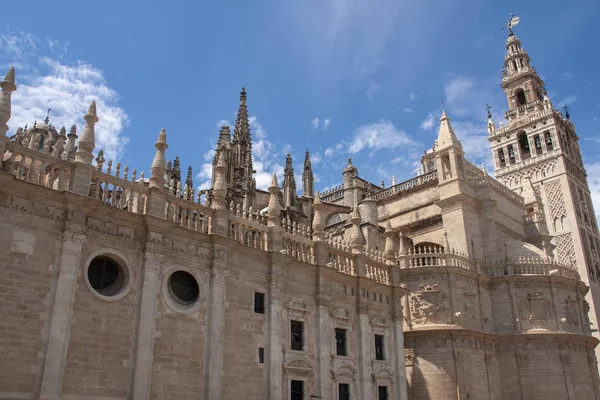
440;100;445;109
485;104;492;119
501;13;520;36
563;104;570;120
44;108;51;124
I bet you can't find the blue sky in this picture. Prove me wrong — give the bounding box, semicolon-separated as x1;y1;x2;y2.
2;0;600;211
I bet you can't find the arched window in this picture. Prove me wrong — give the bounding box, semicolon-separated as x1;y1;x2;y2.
326;213;342;226
518;132;530;159
515;89;527;106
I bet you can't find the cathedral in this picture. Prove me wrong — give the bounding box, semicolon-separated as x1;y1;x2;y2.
1;20;600;400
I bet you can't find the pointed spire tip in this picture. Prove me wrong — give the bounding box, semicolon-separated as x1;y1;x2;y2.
2;66;16;90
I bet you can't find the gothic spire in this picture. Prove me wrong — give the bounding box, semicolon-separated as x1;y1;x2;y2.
302;148;314;197
233;87;250;144
283;153;297;208
435;110;461;151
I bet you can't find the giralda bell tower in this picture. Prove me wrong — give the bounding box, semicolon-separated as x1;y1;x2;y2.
488;15;600;337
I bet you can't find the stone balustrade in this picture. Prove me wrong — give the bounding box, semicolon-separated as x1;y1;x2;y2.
3;141;72;191
481;257;580;280
365;170;438;201
165;194;212;233
0;129;582;287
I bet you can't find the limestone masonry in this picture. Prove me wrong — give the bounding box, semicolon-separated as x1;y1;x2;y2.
0;26;599;400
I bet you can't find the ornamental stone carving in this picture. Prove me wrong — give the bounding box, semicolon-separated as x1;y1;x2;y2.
370;316;388;334
519;293;552;322
331;308;354;328
144;251;164;265
62;232;86;244
284;359;314;380
287;297;310;320
410;284;448;325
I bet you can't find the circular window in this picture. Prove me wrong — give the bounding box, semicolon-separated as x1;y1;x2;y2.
87;256;126;297
168;271;199;305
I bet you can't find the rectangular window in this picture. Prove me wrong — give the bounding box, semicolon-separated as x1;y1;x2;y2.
291;320;303;351
254;292;265;314
339;383;350;400
375;334;385;360
290;380;304;400
335;328;347;356
378;386;388;400
258;347;264;364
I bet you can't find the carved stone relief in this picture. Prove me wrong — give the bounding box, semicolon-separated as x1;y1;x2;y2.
519;293;552;322
410;284;448;325
287;298;310;320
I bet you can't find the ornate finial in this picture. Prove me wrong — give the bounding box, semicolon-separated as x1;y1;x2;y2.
563;105;570;120
1;66;16;91
502;14;520;37
44;108;51;124
440;100;445;110
485;104;492;119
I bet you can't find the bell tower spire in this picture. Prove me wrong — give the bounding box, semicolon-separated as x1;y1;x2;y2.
230;87;255;205
489;16;600;343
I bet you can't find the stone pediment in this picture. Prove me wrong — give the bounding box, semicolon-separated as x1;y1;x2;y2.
287;297;310;320
284;359;314;380
331;308;354;328
370;316;388;334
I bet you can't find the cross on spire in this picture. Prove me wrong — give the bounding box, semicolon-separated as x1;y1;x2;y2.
501;13;520;37
485;104;492;119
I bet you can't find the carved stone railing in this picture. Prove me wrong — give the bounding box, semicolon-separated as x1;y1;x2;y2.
365;170;438;202
327;246;355;276
489;108;553;137
165;195;212;233
228;213;270;251
494;148;560;177
365;261;390;285
481;257;579;280
3;141;72;191
397;247;477;272
468;174;524;205
282;231;315;264
90;169;148;213
321;184;344;203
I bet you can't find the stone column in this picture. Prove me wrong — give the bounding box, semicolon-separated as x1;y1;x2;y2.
39;232;86;400
391;287;408;400
315;268;332;399
203;247;228;400
132;251;163;400
268;272;284;400
356;298;372;400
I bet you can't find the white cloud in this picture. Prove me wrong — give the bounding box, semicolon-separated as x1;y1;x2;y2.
216;119;230;128
0;31;37;59
587;161;600;220
557;95;577;108
409;93;418;101
324;147;335;158
403;107;415;114
366;83;381;101
561;71;574;80
311;117;331;130
420;112;435;131
348;120;416;153
9;57;129;162
281;1;403;85
1;31;129;162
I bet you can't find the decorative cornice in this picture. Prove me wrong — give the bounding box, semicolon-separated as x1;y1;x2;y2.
62;232;86;244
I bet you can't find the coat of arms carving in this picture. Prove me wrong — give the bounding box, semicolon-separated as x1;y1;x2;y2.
410;284;448;325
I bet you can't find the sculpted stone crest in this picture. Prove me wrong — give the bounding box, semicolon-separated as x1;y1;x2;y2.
410;284;448;325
